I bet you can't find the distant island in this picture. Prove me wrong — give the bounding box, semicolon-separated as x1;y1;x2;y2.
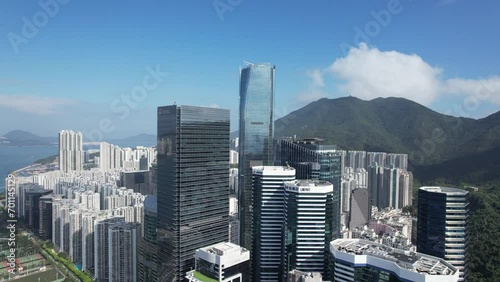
0;130;57;147
0;130;157;147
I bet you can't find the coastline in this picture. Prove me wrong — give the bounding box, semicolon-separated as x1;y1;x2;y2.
0;163;36;193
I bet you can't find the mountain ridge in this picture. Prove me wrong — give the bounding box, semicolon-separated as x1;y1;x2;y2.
275;96;500;168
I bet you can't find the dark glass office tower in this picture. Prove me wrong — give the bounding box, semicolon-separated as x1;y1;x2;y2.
238;63;275;252
138;195;158;282
276;138;343;238
157;105;230;282
417;186;469;282
25;188;53;234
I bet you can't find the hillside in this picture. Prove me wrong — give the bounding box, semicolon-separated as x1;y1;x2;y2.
275;97;500;168
0;130;57;146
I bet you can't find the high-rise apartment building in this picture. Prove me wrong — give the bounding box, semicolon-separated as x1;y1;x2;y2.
386;153;408;171
59;130;83;172
108;222;140;282
94;217;125;281
157;105;230;281
69;209;83;264
282;180;333;280
349;188;370;229
417;187;469;281
238;63;275;252
367;152;387;168
276;138;343;238
347;151;366;170
252;166;295;282
82;212;97;273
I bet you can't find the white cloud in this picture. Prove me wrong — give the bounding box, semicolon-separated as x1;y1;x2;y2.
327;43;443;105
445;77;500;105
306;69;325;88
299;44;500;110
0;94;77;115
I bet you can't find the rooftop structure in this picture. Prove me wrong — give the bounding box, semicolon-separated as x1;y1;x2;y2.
330;239;459;282
186;242;250;282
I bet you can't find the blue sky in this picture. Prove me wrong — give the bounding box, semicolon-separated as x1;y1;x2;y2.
1;0;499;139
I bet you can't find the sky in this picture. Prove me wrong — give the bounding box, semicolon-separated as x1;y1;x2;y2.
0;0;499;140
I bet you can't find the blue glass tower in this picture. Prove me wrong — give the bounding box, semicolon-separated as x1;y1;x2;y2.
238;63;275;253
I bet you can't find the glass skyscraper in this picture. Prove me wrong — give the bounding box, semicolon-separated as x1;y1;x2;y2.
157;105;230;282
238;63;275;251
417;186;469;282
276;138;343;239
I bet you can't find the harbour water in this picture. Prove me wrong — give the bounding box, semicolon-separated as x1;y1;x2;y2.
0;146;58;192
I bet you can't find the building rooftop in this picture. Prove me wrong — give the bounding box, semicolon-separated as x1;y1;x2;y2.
252;166;295;175
331;239;458;276
284;180;333;194
199;242;248;257
419;186;468;195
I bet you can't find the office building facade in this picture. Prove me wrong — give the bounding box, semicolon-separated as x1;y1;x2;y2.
252;166;295;282
417;187;469;281
157;105;230;281
238;63;275;252
276;138;343;238
39;195;53;240
138;195;158;282
282;180;333;280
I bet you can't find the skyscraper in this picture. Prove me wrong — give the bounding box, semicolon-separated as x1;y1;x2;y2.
94;217;125;281
69;209;83;264
348;188;370;229
252;166;295;282
138;195;158;282
24;188;52;233
417;187;469;281
157;105;230;281
39;195;53;240
276;138;343;238
282;180;333;280
238;63;275;251
108;222;140;282
59;130;83;172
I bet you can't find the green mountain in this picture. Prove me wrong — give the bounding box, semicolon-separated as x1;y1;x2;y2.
276;96;500;165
